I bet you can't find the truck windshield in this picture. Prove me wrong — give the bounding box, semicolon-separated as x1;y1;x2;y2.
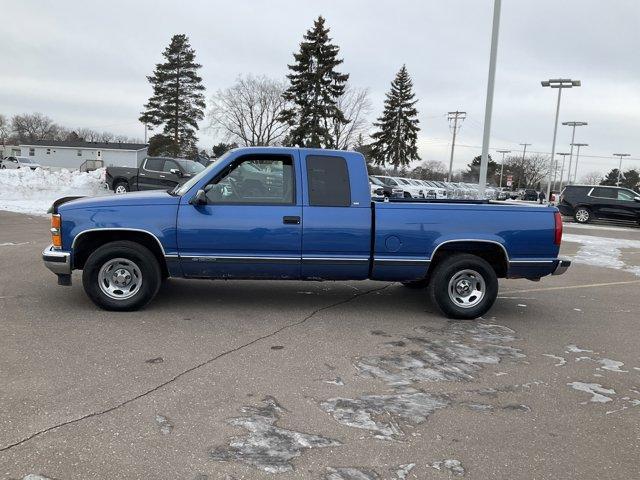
172;153;230;196
175;159;205;174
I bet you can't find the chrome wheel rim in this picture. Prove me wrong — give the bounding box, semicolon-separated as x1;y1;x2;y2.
448;269;486;309
98;258;142;300
115;185;127;194
575;209;589;222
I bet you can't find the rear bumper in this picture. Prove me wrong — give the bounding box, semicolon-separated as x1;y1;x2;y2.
552;258;571;275
42;244;71;275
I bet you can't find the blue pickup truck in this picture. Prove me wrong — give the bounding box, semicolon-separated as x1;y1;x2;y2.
43;147;569;319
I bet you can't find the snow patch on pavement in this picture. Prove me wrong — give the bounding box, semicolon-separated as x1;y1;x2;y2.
0;167;109;216
562;233;640;277
542;354;567;366
430;459;465;476
567;382;616;403
210;396;341;473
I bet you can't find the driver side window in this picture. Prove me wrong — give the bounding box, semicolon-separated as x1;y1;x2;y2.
205;155;295;205
617;189;636;201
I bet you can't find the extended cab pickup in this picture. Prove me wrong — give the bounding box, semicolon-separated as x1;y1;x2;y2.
106;156;205;194
43;147;570;319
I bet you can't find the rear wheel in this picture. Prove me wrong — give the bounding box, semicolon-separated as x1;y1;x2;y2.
82;241;161;311
114;181;130;194
427;253;498;320
574;207;591;223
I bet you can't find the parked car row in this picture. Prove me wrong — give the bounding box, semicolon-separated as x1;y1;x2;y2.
369;175;508;201
0;156;43;170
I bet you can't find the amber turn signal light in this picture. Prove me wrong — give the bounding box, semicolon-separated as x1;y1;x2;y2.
51;214;62;248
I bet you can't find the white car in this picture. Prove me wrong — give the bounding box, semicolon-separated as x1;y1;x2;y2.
0;156;42;170
374;176;413;199
395;177;424;198
420;180;448;199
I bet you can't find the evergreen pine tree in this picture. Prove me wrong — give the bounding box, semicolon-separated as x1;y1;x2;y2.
280;16;349;148
370;65;420;172
139;34;205;157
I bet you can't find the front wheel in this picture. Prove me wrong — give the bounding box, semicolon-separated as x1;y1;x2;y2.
574;207;591;224
114;181;130;194
82;241;161;311
427;253;498;319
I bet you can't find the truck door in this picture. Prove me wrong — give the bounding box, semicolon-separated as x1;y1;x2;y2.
137;157;165;191
176;152;303;279
301;153;371;280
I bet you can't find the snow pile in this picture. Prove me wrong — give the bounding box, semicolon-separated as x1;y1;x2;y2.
0;168;110;216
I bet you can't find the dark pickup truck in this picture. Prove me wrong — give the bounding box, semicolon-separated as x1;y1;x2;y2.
106;157;205;194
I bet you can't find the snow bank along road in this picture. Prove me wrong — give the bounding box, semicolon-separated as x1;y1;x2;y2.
0;168;110;216
0;210;639;480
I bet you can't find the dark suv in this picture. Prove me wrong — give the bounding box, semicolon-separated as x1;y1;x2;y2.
558;185;640;224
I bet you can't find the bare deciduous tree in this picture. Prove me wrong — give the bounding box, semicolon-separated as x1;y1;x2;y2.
505;153;549;188
581;171;603;185
0;114;9;145
326;84;372;150
411;160;448;181
11;113;59;142
208;75;290;146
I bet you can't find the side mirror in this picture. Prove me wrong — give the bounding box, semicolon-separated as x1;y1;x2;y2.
170;168;183;177
189;189;207;206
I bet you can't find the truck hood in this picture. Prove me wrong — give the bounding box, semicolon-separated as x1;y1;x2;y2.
56;190;180;213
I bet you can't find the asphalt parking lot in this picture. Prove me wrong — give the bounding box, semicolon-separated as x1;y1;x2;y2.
1;210;639;480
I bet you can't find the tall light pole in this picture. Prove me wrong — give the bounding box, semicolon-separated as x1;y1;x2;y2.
613;153;630;186
478;0;502;197
556;152;571;190
541;78;581;202
497;149;511;187
517;143;531;189
562;121;587;186
571;143;588;183
447;111;466;181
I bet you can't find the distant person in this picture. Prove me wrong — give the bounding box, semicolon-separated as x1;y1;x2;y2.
538;190;546;204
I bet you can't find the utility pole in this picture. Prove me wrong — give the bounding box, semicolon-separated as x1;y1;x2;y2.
571;143;588;183
497;149;511;187
562;121;587;187
143;123;148;144
518;143;531;188
613;153;630;186
478;0;502;197
541;78;581;203
556;152;571;190
447;110;466;181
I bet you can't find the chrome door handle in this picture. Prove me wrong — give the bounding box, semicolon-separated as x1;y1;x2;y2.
160;175;166;178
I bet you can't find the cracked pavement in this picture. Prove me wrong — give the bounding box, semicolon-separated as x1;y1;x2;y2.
1;211;639;479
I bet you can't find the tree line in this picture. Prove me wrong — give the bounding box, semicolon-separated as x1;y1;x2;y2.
0;112;141;146
139;17;420;172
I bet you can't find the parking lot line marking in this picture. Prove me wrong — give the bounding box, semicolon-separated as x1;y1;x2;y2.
503;279;640;294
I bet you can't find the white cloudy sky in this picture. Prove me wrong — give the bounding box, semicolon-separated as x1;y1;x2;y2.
2;0;639;176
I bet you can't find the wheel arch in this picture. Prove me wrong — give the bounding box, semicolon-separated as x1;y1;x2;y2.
428;239;509;278
72;228;168;276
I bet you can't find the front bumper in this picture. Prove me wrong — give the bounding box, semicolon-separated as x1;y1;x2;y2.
552;259;571;275
42;244;71;275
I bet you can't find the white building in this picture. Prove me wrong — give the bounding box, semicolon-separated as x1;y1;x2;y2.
19;140;148;170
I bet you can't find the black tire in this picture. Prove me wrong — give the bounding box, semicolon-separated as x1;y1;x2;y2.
114;180;130;194
82;240;161;311
402;279;429;289
403;191;411;199
427;253;498;320
573;207;591;224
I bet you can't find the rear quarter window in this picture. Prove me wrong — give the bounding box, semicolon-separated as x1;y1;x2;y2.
306;155;351;207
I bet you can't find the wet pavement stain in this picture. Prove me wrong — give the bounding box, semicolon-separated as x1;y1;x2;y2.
210;396;341;473
155;414;173;435
145;356;164;364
